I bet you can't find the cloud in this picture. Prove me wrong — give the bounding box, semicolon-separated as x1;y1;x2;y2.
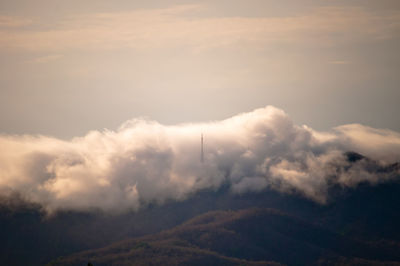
0;106;399;213
0;16;32;28
328;60;351;65
1;5;399;51
26;54;64;64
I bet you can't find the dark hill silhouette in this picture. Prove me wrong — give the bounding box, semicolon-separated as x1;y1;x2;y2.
49;208;400;265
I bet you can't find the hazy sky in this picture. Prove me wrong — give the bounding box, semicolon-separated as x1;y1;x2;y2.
1;0;400;138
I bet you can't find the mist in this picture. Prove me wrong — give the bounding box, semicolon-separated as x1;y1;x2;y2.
1;106;399;213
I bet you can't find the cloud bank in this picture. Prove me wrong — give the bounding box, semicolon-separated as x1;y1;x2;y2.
0;106;399;213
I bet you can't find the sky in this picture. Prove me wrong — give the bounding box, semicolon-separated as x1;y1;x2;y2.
1;1;400;213
0;0;400;139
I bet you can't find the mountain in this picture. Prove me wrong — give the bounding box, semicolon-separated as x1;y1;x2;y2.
49;208;400;265
1;152;400;265
0;187;317;266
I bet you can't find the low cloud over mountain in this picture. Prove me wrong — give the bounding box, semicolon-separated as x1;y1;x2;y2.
1;106;399;213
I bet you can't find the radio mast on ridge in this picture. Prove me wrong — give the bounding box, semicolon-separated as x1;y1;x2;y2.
201;133;204;163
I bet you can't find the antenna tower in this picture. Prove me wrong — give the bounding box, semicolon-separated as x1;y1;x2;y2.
201;133;204;163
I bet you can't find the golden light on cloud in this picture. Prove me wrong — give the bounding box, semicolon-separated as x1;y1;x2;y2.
0;106;399;213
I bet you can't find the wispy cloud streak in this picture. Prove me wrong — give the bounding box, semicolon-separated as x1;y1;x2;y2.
1;5;399;51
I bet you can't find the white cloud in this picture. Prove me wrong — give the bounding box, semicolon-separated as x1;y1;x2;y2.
0;106;399;213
